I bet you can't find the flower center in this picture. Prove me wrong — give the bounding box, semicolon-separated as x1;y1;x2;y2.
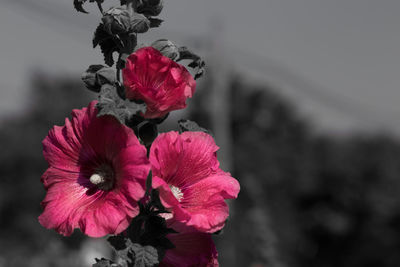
89;164;115;191
169;185;183;202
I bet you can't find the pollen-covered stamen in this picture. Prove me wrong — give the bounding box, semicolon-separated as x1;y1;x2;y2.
89;164;115;191
89;174;105;185
170;185;184;202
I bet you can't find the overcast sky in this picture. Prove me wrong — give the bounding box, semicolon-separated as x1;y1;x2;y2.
1;0;400;135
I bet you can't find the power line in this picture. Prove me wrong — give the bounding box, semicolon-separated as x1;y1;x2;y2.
225;45;399;131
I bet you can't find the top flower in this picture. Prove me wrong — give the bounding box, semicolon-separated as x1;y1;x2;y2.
122;47;196;119
39;101;150;237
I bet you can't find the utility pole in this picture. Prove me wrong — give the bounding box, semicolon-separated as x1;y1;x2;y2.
206;17;236;266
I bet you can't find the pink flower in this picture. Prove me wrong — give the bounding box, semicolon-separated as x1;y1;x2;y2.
161;230;218;267
150;131;240;233
122;47;196;119
38;101;150;237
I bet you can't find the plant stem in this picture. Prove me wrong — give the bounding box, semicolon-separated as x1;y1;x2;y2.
96;2;104;15
116;54;122;83
126;0;136;13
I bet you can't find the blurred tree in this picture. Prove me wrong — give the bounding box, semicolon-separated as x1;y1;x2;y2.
2;70;400;267
0;71;94;266
191;73;400;267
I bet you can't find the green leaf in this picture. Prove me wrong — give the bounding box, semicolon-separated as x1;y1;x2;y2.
93;258;120;267
177;47;206;79
108;235;130;251
93;24;123;66
96;84;146;124
149;18;163;28
73;0;88;13
131;244;159;267
74;0;104;13
107;236;161;267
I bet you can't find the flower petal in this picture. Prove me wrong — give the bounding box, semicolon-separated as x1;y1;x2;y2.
181;174;240;232
150;131;220;187
160;232;218;267
123;47;196;118
39;101;149;237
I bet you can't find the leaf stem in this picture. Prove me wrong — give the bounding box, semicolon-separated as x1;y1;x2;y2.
96;2;104;15
116;54;122;83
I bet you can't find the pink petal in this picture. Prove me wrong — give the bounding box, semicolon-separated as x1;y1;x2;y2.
39;101;149;237
122;47;196;118
181;174;240;232
150;131;220;187
152;176;191;222
160;232;218;267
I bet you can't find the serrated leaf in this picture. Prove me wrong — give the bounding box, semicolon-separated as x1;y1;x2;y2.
74;0;88;13
97;84;146;124
93;24;122;66
108;235;130;251
148;18;163;28
177;47;205;80
131;244;159;267
178;119;211;135
74;0;104;13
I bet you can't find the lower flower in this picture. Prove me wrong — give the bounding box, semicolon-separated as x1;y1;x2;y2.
161;231;218;267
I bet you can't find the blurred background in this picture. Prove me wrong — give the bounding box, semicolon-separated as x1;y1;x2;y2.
1;0;400;266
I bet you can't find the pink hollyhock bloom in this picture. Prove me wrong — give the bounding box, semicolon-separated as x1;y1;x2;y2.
150;131;240;233
122;47;196;119
160;231;218;267
39;101;150;237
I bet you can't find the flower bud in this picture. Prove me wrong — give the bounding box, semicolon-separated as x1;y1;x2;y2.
122;47;196;119
102;6;150;35
102;7;127;35
136;0;163;17
151;39;179;60
81;65;116;92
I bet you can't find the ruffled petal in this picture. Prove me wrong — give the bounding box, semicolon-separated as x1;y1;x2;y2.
39;101;149;237
150;131;220;187
150;131;240;233
78;191;139;237
122;47;196;118
181;174;240;232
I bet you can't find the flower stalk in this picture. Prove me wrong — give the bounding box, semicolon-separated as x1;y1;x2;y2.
39;0;240;266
